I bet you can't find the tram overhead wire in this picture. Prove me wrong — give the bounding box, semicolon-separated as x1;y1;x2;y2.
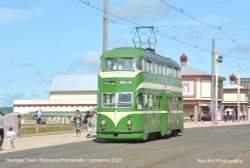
75;0;247;60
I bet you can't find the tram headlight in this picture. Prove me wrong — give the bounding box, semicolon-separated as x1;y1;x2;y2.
127;119;132;125
127;119;133;130
101;119;106;125
100;119;106;130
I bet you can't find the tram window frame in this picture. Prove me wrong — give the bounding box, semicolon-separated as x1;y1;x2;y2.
105;58;117;71
143;94;148;109
102;92;133;108
102;93;116;108
151;62;155;73
172;97;178;110
117;92;133;108
158;65;162;75
148;95;153;109
157;96;161;109
173;69;177;78
177;97;182;110
153;95;157;109
137;94;143;110
166;67;170;76
146;61;151;72
136;59;143;71
177;70;181;78
118;58;134;71
162;66;166;76
154;63;158;74
170;68;173;77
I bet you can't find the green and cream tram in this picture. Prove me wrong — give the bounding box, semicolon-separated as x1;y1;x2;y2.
97;47;183;141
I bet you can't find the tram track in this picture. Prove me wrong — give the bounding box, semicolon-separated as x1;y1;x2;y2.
2;126;249;168
85;127;250;168
143;131;250;168
84;130;222;168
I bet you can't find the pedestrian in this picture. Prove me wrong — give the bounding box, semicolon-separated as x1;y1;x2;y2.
86;112;97;138
232;110;236;122
73;110;82;136
189;113;194;121
83;111;91;124
223;111;228;123
34;111;39;124
0;111;5;151
6;126;17;151
199;112;204;122
37;109;45;124
239;111;244;120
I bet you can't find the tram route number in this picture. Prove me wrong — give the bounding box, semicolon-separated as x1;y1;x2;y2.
111;158;122;163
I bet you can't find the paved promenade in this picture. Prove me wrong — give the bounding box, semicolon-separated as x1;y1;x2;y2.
0;120;250;154
184;120;250;128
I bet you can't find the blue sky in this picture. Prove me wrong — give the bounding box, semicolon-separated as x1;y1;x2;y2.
0;0;250;106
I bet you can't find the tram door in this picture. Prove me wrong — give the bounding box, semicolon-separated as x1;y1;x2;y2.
167;96;172;134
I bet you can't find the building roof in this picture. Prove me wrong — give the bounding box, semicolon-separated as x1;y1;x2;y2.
181;66;210;76
223;84;245;89
49;73;97;92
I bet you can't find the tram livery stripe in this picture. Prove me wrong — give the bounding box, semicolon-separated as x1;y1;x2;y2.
99;111;182;126
136;82;182;92
99;71;139;78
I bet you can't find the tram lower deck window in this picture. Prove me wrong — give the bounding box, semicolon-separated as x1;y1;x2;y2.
117;93;133;107
102;92;133;108
102;93;115;107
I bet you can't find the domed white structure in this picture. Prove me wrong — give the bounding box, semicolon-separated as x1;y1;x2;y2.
14;73;98;114
49;73;97;92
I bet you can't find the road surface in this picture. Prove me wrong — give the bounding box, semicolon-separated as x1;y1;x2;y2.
0;124;249;168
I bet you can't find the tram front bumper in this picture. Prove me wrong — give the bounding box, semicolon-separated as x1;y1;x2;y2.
96;130;145;140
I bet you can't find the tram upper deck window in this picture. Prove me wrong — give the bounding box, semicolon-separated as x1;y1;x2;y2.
105;59;117;70
105;58;134;71
136;59;143;70
118;59;133;71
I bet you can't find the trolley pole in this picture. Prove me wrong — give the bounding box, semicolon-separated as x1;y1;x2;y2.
103;0;108;53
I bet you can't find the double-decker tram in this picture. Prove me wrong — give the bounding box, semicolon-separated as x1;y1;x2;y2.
97;47;183;141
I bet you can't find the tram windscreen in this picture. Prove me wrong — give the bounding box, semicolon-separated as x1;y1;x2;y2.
104;58;134;71
117;93;132;107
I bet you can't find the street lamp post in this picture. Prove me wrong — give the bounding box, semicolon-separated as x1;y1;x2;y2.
215;53;223;125
237;65;241;121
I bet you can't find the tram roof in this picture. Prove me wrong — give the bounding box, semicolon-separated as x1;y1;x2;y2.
102;47;180;69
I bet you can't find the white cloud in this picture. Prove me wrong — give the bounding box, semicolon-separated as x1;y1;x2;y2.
83;51;100;66
112;0;170;22
0;7;44;25
68;51;100;72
